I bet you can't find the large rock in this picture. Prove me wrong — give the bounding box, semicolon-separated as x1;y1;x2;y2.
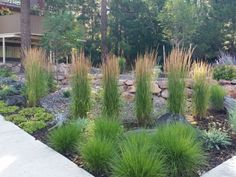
6;95;27;107
157;78;168;89
155;113;189;126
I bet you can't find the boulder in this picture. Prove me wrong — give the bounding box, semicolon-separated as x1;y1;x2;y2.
231;80;236;85
122;92;135;101
6;95;27;107
219;80;232;85
155;113;189;126
124;80;134;86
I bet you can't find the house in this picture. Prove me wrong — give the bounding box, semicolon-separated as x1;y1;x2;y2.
0;0;45;64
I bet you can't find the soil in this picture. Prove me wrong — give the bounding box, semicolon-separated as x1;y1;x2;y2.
193;109;236;173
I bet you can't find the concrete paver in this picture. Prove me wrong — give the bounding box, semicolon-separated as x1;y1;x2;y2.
0;115;93;177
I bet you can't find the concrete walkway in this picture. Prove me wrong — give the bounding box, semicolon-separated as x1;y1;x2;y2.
201;156;236;177
0;115;93;177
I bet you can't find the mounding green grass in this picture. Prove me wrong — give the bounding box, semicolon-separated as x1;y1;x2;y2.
152;123;206;177
111;132;166;177
209;84;226;111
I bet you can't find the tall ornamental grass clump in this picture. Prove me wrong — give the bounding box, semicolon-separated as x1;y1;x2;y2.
102;55;120;118
164;47;192;114
135;52;155;126
71;52;91;118
192;62;211;118
210;84;226;111
152;123;206;177
111;133;166;177
23;48;49;107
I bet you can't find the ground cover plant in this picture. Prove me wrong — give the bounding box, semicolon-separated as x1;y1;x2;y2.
0;68;12;77
102;55;120;118
5;107;53;133
135;52;155;126
71;51;91;118
23;48;50;107
164;47;192;114
0;101;19;115
201;128;231;150
192;62;211;118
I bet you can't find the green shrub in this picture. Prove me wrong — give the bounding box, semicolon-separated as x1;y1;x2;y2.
48;121;85;153
213;65;236;80
0;101;18;115
164;47;192;114
192;62;211;118
111;133;166;177
201;128;231;150
63;90;71;98
152;123;206;177
210;84;226;110
102;56;120;118
229;110;236;132
135;53;155;126
71;52;91;118
23;48;49;107
80;137;116;176
0;68;12;77
118;57;126;74
94;118;123;140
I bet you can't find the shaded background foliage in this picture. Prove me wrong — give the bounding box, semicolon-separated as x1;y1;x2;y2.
42;0;236;65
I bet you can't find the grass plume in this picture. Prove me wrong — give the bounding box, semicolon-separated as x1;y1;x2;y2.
71;50;91;118
135;52;155;126
102;55;120;118
23;48;49;107
164;47;193;114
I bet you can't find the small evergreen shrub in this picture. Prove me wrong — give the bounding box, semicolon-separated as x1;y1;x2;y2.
152;123;206;177
111;132;166;177
213;65;236;81
201;128;231;150
135;52;155;126
48;121;85;153
102;55;120;118
71;51;91;118
23;48;49;107
210;84;226;110
164;47;192;114
118;57;126;73
80;137;116;176
63;90;71;98
94;117;123;140
192;62;211;118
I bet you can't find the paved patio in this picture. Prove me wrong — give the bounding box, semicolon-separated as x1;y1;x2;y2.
201;156;236;177
0;115;93;177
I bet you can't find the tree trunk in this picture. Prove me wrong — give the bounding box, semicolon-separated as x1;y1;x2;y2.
21;0;31;52
101;0;108;62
